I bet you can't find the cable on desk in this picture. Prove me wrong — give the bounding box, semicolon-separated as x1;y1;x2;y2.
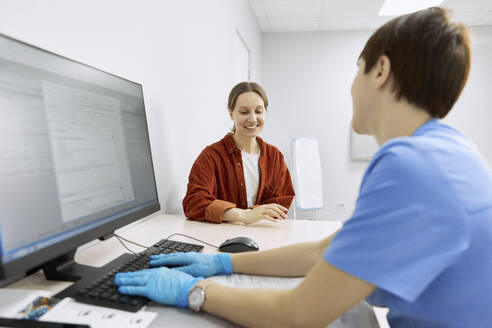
114;233;149;249
113;232;219;250
115;235;138;254
165;233;219;249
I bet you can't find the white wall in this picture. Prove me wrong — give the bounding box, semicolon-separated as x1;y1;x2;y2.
262;27;492;221
0;0;262;214
2;0;490;221
445;27;492;163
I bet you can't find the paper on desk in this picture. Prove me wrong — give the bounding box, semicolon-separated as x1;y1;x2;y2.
40;298;157;328
208;274;380;328
209;273;303;289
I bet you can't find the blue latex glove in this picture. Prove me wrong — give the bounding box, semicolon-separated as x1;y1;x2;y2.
150;252;233;277
114;267;202;308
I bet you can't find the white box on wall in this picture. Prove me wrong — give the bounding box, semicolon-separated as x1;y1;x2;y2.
349;129;379;161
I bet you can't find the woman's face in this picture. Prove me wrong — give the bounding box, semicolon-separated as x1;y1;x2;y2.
229;91;266;139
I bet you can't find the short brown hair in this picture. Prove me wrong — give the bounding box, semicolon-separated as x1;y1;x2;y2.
360;7;471;118
227;82;269;111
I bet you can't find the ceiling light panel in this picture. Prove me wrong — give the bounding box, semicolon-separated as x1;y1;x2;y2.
379;0;444;16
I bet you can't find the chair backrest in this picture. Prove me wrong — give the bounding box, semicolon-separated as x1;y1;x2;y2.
291;137;323;210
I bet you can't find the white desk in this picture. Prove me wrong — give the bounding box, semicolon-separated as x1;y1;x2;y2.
5;214;387;327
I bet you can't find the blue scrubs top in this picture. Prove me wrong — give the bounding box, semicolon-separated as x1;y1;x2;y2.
324;119;492;327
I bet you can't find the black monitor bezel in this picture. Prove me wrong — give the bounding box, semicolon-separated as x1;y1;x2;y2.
0;32;161;285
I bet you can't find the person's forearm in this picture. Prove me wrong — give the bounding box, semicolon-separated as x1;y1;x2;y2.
198;256;373;328
221;208;245;222
231;230;340;277
200;281;295;328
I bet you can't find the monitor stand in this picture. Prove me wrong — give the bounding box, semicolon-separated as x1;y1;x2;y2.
42;232;124;282
42;249;95;282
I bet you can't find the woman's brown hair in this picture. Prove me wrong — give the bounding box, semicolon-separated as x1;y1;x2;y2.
360;7;471;118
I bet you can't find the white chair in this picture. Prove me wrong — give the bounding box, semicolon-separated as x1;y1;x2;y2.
291;137;323;220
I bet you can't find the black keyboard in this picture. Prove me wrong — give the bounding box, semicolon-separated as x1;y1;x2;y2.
55;239;203;312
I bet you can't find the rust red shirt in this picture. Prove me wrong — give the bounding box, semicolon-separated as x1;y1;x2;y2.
182;134;295;223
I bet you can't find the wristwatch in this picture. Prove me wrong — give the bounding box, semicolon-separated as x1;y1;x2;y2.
188;285;206;312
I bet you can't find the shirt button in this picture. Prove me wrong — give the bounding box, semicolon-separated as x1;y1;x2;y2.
240;182;244;186
237;162;241;166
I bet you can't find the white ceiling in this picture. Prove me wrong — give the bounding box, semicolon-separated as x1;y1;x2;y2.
249;0;492;32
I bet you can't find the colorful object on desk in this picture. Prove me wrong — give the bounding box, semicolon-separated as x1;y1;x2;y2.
18;296;59;320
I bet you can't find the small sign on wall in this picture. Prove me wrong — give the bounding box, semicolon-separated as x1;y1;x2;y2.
349;129;379;161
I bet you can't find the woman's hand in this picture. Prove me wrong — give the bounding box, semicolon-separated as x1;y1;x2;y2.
223;203;288;225
245;204;288;223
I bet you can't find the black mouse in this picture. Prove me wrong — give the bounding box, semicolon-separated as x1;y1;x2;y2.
218;237;259;253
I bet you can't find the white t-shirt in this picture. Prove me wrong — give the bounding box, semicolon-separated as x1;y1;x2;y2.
241;151;260;208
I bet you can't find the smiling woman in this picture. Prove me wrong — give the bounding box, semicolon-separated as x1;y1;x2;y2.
182;82;295;224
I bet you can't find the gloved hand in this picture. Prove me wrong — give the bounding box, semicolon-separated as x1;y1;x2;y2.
150;252;233;277
114;267;202;308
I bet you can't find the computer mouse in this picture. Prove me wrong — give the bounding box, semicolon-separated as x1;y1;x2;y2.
218;236;259;253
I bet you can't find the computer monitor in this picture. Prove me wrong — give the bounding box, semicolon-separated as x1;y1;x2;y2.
0;33;160;287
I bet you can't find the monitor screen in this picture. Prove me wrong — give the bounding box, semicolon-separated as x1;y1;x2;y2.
0;33;160;285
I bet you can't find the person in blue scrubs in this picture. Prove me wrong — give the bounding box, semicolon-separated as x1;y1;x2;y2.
114;7;492;327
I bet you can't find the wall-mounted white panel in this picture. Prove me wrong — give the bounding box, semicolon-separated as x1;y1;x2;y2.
350;129;379;161
292;137;323;210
